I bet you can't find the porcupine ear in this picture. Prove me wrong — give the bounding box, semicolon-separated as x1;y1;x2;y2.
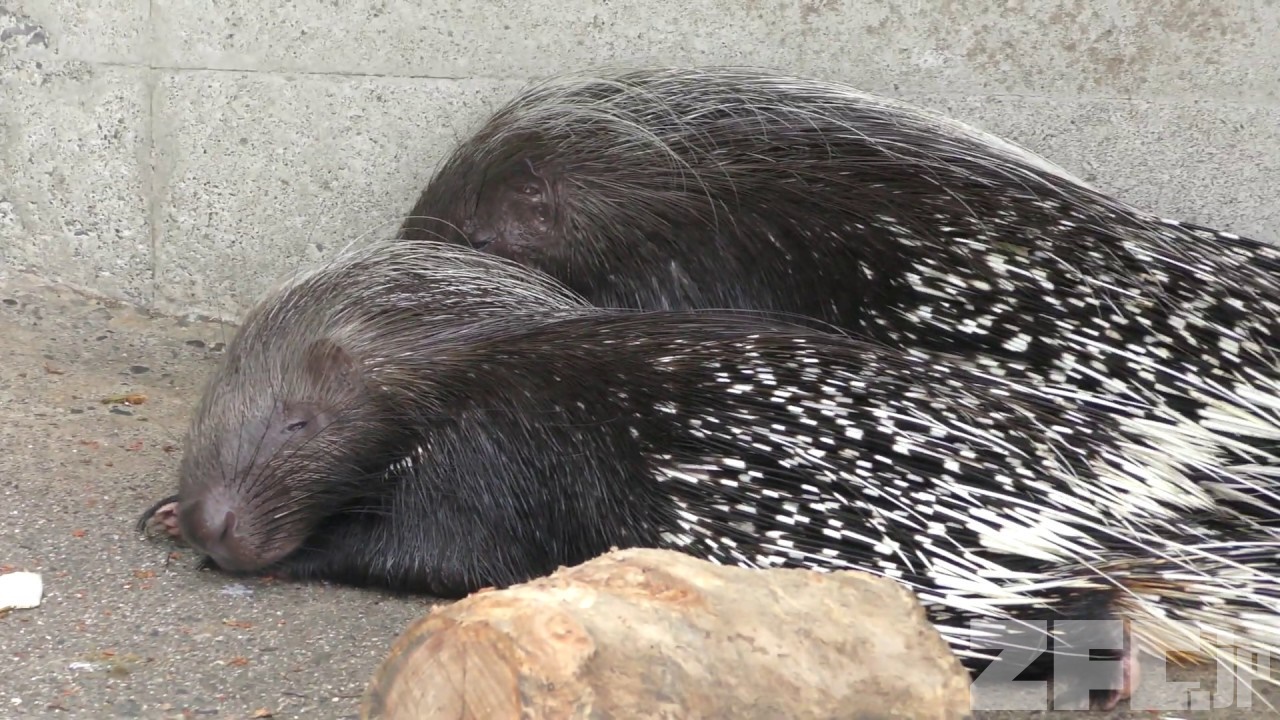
301;337;363;393
276;338;368;435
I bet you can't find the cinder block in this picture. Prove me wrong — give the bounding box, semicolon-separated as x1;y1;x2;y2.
146;0;1280;103
6;0;150;64
0;61;154;304
150;70;523;318
5;1;1278;314
909;94;1280;244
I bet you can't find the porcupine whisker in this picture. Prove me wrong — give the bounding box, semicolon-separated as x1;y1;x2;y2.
235;408;284;493
394;215;468;243
338;214;412;256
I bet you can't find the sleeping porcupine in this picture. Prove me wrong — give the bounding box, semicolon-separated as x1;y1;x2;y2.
399;66;1280;520
140;239;1280;711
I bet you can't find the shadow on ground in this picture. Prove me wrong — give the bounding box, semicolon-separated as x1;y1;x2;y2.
1;273;1276;719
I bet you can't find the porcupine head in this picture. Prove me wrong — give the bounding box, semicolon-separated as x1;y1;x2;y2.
174;313;397;574
397;67;1086;322
397;70;831;315
167;240;593;578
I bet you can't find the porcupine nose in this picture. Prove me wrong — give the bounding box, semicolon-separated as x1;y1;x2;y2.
179;497;259;572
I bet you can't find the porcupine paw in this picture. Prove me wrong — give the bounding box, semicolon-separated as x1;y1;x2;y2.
1053;648;1138;712
135;493;182;540
1091;650;1138;712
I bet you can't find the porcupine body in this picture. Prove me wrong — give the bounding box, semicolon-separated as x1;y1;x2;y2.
145;239;1280;710
400;66;1280;520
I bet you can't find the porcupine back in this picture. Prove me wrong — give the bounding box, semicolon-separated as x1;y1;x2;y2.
400;66;1280;516
155;237;1280;705
291;305;1280;706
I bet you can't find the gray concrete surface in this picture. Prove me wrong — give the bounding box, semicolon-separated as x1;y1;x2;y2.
2;0;1279;318
0;273;431;719
3;272;1280;719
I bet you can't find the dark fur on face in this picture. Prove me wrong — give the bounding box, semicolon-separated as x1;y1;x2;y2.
175;336;389;571
139;239;595;581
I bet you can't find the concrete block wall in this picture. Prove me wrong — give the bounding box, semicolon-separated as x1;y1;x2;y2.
2;0;1278;319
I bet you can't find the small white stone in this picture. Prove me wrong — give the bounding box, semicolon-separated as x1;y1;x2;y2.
0;571;43;611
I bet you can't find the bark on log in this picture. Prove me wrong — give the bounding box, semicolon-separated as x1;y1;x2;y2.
362;548;972;720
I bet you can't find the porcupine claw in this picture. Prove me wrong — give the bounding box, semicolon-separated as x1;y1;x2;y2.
136;493;183;540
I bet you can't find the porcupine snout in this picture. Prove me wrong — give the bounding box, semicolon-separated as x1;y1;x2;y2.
178;492;261;572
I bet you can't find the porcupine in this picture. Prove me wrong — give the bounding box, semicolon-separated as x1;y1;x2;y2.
139;238;1280;711
399;66;1280;521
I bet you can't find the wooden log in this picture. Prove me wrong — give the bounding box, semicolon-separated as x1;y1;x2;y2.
362;548;972;720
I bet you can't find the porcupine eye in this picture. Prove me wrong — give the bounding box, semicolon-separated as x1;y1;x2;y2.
468;159;553;255
469;182;543;251
285;420;308;432
522;184;549;223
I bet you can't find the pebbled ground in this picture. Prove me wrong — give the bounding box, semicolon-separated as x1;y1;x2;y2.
0;273;431;719
0;271;1276;719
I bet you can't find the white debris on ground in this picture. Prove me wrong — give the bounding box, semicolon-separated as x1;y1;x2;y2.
0;571;43;611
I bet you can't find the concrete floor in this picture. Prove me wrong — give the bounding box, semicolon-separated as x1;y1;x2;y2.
0;273;430;719
2;271;1278;719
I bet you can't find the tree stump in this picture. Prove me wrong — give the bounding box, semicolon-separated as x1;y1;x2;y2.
362;548;972;720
